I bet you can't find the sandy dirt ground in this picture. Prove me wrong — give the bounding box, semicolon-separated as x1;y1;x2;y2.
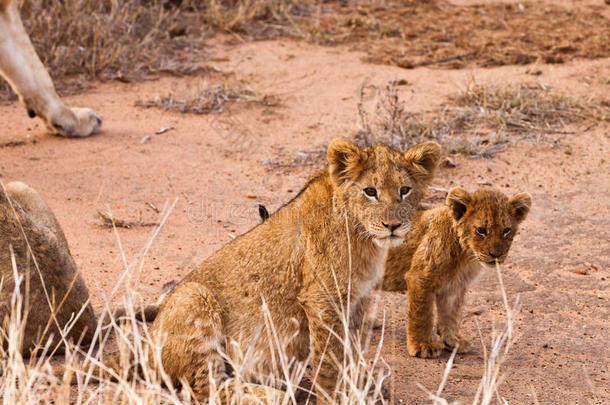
1;32;609;404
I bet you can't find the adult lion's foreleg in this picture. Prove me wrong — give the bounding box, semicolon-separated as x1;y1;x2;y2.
0;0;101;137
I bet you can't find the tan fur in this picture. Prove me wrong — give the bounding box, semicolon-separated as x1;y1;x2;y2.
138;139;441;402
0;0;101;137
382;188;532;358
0;181;97;356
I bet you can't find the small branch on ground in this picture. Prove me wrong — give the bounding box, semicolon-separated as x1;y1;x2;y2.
97;211;158;229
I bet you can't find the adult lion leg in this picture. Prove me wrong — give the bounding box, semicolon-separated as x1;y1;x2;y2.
0;0;101;137
0;181;97;356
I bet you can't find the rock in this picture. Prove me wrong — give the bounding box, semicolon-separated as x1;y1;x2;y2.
168;23;187;38
441;156;456;168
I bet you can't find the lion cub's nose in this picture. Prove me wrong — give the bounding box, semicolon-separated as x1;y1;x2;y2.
382;222;402;232
488;251;502;258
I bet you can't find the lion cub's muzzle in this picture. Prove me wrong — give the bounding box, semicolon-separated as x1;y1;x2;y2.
373;221;411;248
480;251;507;266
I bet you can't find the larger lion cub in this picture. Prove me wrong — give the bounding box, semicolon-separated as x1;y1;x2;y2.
147;139;440;402
382;188;531;358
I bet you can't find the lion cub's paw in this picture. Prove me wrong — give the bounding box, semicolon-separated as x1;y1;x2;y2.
407;339;444;358
443;334;471;354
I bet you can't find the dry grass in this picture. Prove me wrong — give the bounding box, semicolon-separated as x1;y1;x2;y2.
202;0;311;39
0;181;525;404
357;79;610;157
304;0;610;69
2;0;608;102
0;232;522;403
135;79;280;114
0;195;389;404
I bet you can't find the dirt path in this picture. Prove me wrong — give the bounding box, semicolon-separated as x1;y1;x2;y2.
0;38;608;403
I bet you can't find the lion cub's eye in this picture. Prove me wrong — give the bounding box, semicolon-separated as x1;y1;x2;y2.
363;187;377;198
400;186;412;198
475;227;487;237
503;227;512;236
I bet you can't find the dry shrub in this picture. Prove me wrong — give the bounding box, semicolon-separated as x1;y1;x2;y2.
447;83;609;133
202;0;311;38
358;80;609;157
135;79;280;114
0;0;207;100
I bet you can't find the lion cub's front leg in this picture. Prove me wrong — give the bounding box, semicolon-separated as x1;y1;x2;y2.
436;286;471;353
405;274;444;358
300;293;346;405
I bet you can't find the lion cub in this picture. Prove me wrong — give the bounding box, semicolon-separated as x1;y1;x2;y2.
382;188;531;358
143;139;441;402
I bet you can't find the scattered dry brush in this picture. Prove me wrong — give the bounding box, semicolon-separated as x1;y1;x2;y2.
358;79;609;157
135;79;280;114
2;0;608;101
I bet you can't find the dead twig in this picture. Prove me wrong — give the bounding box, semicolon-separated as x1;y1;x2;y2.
414;53;472;68
97;211;158;229
146;202;160;213
155;126;175;135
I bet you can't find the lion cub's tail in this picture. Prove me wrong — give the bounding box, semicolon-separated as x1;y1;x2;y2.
103;279;176;324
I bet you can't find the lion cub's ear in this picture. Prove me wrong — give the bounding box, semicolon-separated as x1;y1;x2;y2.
509;192;532;223
327;138;364;186
447;187;471;221
403;141;441;184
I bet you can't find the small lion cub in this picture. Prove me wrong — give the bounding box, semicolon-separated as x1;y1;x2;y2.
382;188;531;358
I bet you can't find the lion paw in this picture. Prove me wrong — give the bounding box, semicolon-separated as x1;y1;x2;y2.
443;334;471;353
69;107;102;137
48;107;102;137
407;339;444;358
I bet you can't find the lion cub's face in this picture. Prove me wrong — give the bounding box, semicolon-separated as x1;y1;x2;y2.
447;188;532;265
327;138;441;249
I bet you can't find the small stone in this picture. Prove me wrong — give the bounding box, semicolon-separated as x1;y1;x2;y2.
168;23;186;38
441;157;456;168
246;193;256;199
